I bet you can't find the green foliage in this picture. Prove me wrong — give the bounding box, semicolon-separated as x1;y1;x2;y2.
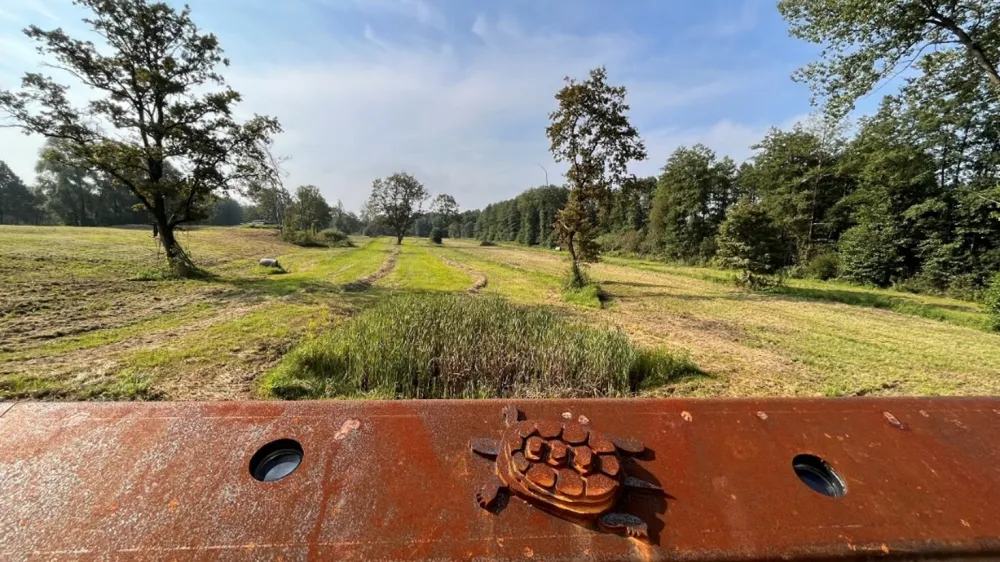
547;66;647;264
319;227;353;247
984;274;1000;331
564;261;589;290
0;0;282;275
0;159;42;225
286;185;332;232
839;222;904;287
429;227;443;244
778;0;1000;119
648;145;737;261
475;186;567;246
716;200;787;290
280;228;324;247
739;123;852;262
261;294;697;399
210;197;245;226
803;251;841;281
366;172;429;244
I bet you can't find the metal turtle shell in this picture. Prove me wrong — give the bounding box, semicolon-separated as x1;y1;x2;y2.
496;420;624;516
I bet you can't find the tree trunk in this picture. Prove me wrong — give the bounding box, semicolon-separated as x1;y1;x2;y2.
566;230;578;263
396;232;404;245
150;202;194;277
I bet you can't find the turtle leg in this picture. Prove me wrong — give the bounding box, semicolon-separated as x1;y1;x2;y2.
624;475;662;493
470;438;502;459
611;436;646;455
475;474;507;510
502;405;520;427
598;513;648;539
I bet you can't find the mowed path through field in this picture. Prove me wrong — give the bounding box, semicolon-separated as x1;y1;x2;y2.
2;225;998;400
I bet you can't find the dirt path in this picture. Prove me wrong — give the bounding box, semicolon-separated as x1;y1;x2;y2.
342;246;400;291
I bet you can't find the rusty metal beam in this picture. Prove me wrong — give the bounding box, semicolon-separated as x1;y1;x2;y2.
1;397;999;560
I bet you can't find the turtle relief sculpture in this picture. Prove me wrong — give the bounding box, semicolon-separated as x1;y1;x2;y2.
470;405;663;539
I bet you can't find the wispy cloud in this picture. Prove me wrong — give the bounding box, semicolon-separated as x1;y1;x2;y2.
0;0;818;211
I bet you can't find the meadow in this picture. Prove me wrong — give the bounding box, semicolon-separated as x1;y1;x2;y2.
2;224;998;401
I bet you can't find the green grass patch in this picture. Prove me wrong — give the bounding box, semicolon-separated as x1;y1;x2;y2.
562;284;606;308
382;241;472;292
0;303;217;361
260;293;700;399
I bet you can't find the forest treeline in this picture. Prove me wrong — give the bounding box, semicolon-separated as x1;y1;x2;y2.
473;90;1000;299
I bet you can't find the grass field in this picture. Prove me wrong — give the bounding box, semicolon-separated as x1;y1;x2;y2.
2;224;998;400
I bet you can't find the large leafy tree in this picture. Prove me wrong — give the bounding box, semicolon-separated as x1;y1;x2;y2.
546;66;646;271
647;145;737;261
365;172;429;244
779;0;1000;117
739;126;853;262
0;0;281;275
286;185;332;231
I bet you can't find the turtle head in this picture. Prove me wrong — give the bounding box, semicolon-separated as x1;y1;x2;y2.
502;405;521;427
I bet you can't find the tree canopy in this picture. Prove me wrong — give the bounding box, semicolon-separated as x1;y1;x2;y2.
779;0;1000;117
365;172;429;244
547;66;646;268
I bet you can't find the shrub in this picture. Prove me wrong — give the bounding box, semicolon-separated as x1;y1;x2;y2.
429;227;443;244
565;261;589;289
260;294;699;399
985;274;1000;331
716;200;785;290
804;252;840;281
319;227;354;247
596;231;644;255
281;228;324;247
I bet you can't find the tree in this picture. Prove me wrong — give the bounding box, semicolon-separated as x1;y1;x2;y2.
546;66;647;271
779;0;1000;117
716;200;788;289
0;0;281;275
0;160;38;224
739;126;853;263
365;172;429;244
647;145;737;261
287;185;331;231
210;197;244;226
430;194;459;227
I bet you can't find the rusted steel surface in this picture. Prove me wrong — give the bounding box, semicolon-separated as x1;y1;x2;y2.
2;397;1000;561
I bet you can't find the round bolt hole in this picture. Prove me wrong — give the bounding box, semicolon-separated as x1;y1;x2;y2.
250;439;303;482
792;454;846;498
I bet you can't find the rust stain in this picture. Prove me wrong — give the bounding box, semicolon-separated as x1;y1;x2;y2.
2;398;1000;561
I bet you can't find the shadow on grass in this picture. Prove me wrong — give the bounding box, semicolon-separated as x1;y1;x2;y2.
767;285;985;330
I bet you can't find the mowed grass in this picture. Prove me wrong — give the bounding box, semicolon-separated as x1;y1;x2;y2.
2;224;999;400
380;239;473;292
0;225;393;399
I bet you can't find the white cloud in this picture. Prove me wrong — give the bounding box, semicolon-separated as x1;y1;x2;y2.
325;0;445;29
638;112;811;174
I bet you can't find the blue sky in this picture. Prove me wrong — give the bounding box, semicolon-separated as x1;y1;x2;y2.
1;0;848;212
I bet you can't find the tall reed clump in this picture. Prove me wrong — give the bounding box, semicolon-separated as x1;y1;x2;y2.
260;294;699;399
